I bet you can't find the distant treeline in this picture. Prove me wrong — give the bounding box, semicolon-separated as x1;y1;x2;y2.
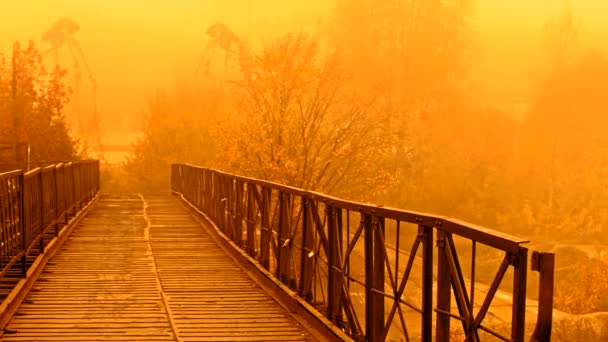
0;42;81;166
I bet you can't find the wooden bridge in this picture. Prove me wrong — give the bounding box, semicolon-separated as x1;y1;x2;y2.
0;161;555;341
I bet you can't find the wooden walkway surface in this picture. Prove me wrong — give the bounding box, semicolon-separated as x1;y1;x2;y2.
0;195;315;341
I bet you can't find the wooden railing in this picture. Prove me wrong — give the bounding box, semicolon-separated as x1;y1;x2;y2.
0;160;100;280
171;163;554;342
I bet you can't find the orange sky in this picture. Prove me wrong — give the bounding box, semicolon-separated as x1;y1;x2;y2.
0;1;332;134
1;0;606;154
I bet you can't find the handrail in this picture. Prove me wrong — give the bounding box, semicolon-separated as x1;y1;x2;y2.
171;163;554;342
0;160;100;281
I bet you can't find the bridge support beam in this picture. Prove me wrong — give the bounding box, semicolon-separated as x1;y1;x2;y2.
299;197;314;301
364;214;385;342
531;251;554;342
436;230;451;342
420;225;433;342
511;247;528;342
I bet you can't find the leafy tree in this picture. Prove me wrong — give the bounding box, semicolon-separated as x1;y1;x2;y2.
0;41;78;165
554;249;608;314
215;33;397;200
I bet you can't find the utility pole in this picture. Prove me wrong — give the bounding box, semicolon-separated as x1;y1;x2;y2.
11;41;30;170
12;41;18;165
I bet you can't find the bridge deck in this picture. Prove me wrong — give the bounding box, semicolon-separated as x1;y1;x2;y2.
1;195;315;341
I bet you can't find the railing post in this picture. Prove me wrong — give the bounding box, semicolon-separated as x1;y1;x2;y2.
231;178;237;240
364;213;373;340
260;187;270;269
198;169;203;209
276;191;283;280
224;177;230;236
170;164;175;192
420;224;433;342
364;213;384;341
373;215;385;341
299;196;313;301
213;172;219;223
328;206;344;325
77;163;83;204
234;180;243;246
531;251;554;342
64;165;70;224
208;171;214;219
277;191;291;284
85;163;90;202
90;162;94;199
227;178;233;237
73;163;79;211
327;205;337;320
225;178;233;239
95;161;99;193
39;171;44;252
246;183;255;256
19;173;27;277
53;166;59;236
219;175;226;234
203;169;207;209
204;170;210;214
84;163;88;201
214;173;220;227
511;247;528;342
71;164;76;216
197;169;205;211
436;229;451;342
172;164;176;192
195;167;201;208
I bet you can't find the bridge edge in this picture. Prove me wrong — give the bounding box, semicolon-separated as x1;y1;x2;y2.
172;191;354;342
0;195;100;334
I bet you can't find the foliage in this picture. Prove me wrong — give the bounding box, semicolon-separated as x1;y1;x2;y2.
329;4;608;315
124;82;226;192
517;49;608;242
554;249;608;314
214;33;397;200
123;4;608;317
515;49;608;314
0;41;79;162
100;162;131;193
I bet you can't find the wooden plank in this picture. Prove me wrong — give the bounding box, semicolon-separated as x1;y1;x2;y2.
0;195;99;330
1;195;318;341
146;196;316;341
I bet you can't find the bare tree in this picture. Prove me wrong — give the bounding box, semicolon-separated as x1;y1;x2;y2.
215;33;396;200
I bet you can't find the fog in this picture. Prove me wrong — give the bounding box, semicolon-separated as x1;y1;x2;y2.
0;0;334;153
1;0;605;153
1;0;608;340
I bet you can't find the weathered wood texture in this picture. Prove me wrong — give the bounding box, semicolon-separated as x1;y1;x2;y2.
1;195;315;341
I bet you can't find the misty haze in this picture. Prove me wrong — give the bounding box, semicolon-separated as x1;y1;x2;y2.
0;1;607;341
